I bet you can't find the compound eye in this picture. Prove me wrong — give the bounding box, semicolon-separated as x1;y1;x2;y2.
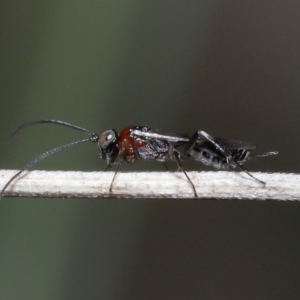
99;130;116;149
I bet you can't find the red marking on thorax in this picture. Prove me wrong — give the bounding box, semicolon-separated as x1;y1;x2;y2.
117;126;147;163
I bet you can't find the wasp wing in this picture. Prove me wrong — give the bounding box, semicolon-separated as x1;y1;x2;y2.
212;137;256;150
131;128;189;143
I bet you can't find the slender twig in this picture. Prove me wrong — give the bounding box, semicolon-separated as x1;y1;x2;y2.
0;169;299;200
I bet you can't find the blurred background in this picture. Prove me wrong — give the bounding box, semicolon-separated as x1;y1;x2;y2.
0;1;300;299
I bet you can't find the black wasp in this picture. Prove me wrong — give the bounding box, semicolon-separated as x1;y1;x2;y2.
0;120;278;198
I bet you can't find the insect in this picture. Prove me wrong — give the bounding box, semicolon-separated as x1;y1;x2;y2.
0;119;278;198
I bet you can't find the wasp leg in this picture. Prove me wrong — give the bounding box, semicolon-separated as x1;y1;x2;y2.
182;132;199;160
105;164;112;171
233;160;266;185
174;150;197;197
198;131;233;158
103;154;121;193
161;162;169;171
199;131;266;185
109;160;122;193
187;131;266;185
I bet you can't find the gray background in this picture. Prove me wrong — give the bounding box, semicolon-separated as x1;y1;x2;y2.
0;1;300;299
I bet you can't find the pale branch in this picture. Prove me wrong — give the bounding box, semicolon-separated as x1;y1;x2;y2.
0;170;299;200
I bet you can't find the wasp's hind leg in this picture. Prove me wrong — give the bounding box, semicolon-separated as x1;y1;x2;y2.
187;130;267;185
199;131;267;185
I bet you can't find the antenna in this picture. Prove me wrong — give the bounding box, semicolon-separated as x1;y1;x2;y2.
0;120;99;199
11;119;95;136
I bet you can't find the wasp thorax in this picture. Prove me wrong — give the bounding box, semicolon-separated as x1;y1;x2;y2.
99;130;117;149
